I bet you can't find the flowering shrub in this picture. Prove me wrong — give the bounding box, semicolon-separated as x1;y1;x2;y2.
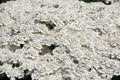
0;0;120;80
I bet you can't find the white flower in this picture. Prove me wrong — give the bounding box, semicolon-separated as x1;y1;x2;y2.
24;48;39;60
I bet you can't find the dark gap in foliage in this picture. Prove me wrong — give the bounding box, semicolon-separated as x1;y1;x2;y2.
0;0;10;4
49;44;58;51
0;73;10;80
0;60;3;66
102;0;112;5
53;4;59;8
16;69;32;80
0;0;16;4
64;77;72;80
16;75;32;80
41;4;45;7
34;19;39;23
39;44;58;55
20;44;24;48
111;75;120;80
9;44;23;52
91;28;103;36
34;19;56;30
87;68;92;71
78;0;112;5
12;62;20;68
73;59;79;64
40;21;56;30
11;29;20;36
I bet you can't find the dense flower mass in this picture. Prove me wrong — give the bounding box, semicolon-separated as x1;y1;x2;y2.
0;0;120;80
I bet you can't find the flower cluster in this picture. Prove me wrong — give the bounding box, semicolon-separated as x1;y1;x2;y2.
0;0;120;80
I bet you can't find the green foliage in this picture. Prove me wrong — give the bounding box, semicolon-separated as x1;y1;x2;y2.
0;0;11;3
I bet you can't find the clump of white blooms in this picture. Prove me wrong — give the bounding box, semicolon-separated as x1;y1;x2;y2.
0;0;120;80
